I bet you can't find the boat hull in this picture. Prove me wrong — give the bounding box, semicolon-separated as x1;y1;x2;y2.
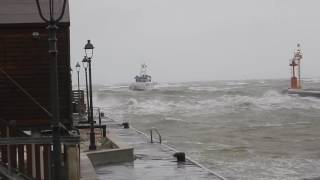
129;82;155;91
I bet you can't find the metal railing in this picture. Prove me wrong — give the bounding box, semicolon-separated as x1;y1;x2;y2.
149;128;162;144
72;90;86;114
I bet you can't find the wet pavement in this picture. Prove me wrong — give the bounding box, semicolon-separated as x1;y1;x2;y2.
95;118;225;180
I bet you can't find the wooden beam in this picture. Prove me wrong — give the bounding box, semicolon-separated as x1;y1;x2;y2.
0;136;80;145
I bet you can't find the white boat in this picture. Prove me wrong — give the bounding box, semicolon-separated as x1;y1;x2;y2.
129;63;155;91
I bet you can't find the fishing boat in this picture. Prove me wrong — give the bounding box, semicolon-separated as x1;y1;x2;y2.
285;44;320;97
129;63;155;91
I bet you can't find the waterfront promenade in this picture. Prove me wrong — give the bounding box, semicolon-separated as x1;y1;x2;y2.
89;117;225;180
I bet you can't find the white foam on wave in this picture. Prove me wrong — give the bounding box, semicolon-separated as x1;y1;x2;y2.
182;141;204;145
255;90;320;110
163;117;186;122
189;86;219;92
248;123;284;128
225;81;249;86
153;82;184;88
110;89;320;116
126;98;202;115
188;86;240;92
196;90;320;111
98;85;130;93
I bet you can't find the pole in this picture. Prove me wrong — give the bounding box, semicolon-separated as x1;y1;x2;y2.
48;22;61;180
88;58;96;150
77;70;80;115
298;59;301;88
98;108;101;126
84;67;90;123
34;0;67;179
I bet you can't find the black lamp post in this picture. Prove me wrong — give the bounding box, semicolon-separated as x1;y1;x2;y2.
82;56;90;123
35;0;67;179
76;62;81;115
84;40;96;150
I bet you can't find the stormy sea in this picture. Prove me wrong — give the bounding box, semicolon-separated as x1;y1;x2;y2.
94;79;320;180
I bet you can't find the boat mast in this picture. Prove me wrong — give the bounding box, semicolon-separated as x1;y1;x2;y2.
140;63;147;76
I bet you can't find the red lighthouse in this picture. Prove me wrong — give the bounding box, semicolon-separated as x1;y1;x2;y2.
287;44;320;97
289;44;303;89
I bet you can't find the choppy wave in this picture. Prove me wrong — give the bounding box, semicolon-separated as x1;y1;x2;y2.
188;86;240;92
96;80;320;180
302;77;320;83
154;82;185;88
123;90;320;116
163;117;186;122
225;81;249;86
188;86;219;92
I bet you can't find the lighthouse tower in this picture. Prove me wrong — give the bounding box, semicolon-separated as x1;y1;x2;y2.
289;44;303;89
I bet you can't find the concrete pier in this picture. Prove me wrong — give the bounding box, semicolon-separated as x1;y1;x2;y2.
94;118;225;180
286;88;320;98
80;153;98;180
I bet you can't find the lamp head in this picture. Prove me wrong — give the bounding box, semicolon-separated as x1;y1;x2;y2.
82;56;88;69
76;62;81;72
84;40;94;59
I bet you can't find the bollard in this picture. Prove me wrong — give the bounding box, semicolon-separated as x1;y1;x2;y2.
122;122;129;129
173;152;186;162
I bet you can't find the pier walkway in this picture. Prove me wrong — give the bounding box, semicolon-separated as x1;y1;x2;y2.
95;118;225;180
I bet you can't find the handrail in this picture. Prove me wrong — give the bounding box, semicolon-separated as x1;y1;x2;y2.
132;126;227;180
149;127;161;144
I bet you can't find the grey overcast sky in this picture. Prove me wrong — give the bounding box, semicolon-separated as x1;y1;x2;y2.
69;0;320;85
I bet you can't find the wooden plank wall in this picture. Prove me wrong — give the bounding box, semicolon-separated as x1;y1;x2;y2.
0;24;72;128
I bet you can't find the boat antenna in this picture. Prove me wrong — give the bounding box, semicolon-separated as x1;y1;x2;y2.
140;62;147;76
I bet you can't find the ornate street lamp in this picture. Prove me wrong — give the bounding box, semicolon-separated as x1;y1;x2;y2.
35;0;67;179
76;62;81;115
82;56;90;123
84;40;96;150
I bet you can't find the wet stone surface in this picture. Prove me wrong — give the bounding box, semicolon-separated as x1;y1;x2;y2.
95;119;222;180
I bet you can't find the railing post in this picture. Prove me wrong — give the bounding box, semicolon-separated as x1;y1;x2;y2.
66;144;80;180
150;129;153;143
0;126;8;165
43;145;51;180
26;144;33;177
102;126;106;137
35;145;41;179
18;145;25;173
31;144;36;178
6;127;11;173
9;128;17;169
98;108;101;126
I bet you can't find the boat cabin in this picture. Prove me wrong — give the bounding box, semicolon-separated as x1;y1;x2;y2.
135;74;152;82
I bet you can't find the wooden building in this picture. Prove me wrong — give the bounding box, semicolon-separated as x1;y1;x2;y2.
0;1;80;179
0;0;72;128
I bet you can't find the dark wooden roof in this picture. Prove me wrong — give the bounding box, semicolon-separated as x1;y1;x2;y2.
0;0;69;24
